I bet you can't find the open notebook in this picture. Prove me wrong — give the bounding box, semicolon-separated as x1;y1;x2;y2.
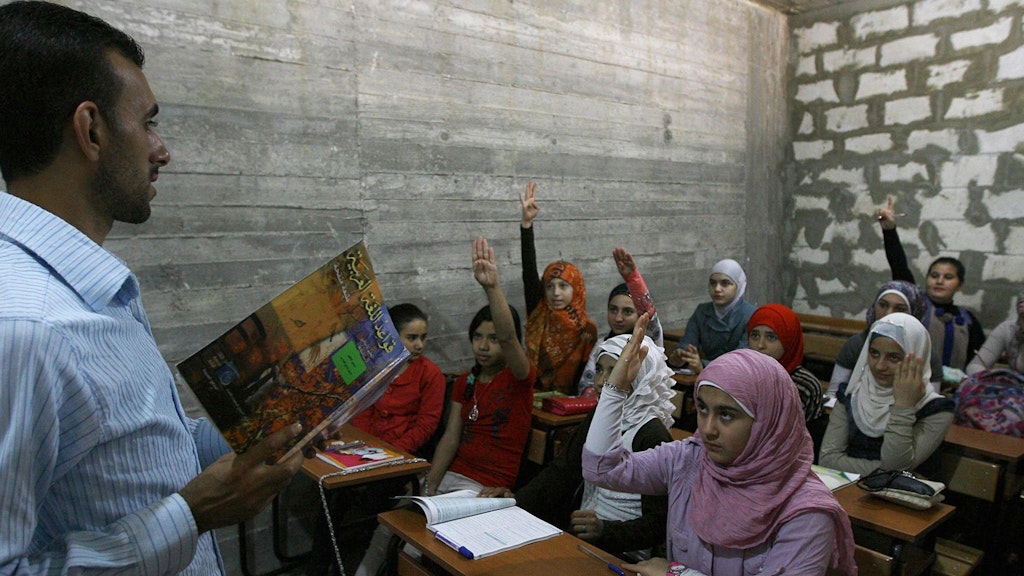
812;464;860;491
398;490;561;559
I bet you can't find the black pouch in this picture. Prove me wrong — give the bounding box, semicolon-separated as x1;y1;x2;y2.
857;469;945;510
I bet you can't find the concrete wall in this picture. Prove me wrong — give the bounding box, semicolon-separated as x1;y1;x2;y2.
43;1;788;573
788;0;1024;325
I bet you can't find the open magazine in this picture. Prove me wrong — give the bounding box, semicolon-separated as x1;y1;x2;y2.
398;490;562;559
177;241;410;461
316;440;404;472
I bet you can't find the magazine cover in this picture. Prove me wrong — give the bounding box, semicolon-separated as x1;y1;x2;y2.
177;241;410;460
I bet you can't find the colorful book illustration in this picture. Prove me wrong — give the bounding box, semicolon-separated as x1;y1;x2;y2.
177;241;410;461
316;442;404;472
812;464;860;491
398;490;562;559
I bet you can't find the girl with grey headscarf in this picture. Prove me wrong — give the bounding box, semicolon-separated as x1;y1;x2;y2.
669;258;756;375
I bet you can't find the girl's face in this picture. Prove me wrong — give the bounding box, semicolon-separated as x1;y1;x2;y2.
607;294;637;336
867;336;904;387
926;263;962;304
398;319;428;360
696;385;753;466
748;325;784;362
592;354;617;395
708;273;738;306
873;293;910;320
471;321;506;372
545;278;574;310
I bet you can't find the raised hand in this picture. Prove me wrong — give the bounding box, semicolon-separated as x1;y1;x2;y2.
613;247;636;278
877;195;897;231
606;314;651;393
892;352;926;409
472;236;499;289
179;423;304;534
519;181;539;228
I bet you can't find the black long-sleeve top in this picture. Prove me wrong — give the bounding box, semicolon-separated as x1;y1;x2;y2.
882;228;984;365
514;413;671;557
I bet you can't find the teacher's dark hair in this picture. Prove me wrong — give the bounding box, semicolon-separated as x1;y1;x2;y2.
0;1;145;183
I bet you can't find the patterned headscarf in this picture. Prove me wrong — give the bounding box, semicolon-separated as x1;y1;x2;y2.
865;280;929;326
710;259;748;319
690;349;856;574
525;261;598;394
597;334;676;431
746;304;805;373
848;313;943;438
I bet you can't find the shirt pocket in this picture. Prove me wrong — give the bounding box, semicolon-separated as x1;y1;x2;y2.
744;550;783;576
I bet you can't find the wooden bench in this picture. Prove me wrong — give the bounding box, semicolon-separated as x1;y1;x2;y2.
796;313;865;364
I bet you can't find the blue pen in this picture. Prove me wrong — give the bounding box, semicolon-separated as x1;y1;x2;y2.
578;544;625;576
435;531;475;559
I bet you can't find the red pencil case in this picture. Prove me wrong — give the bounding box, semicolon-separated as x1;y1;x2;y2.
542;395;598;416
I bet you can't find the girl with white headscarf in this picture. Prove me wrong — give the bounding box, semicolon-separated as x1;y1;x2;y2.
495;333;676;560
819;313;954;477
669;259;756;375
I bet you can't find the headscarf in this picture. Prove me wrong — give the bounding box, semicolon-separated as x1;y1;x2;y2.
709;259;747;319
746;304;804;373
865;280;929;326
689;350;856;573
848;312;943;438
597;334;675;431
525;261;598;394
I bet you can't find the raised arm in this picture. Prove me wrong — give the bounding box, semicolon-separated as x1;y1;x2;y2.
519;182;543;314
474;236;530;380
878;196;915;284
614;247;663;346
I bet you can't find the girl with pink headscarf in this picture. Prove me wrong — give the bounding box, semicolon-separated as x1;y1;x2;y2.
583;317;856;576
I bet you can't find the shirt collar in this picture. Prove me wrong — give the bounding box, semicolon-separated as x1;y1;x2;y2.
0;192;136;310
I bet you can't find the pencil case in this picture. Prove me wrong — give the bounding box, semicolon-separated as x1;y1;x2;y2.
542;395;598;416
857;469;945;510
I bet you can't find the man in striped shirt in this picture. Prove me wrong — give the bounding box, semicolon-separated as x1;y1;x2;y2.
0;2;305;574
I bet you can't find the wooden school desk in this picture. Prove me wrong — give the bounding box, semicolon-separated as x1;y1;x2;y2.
526;407;589;465
379;507;624;576
834;483;955;575
238;425;430;576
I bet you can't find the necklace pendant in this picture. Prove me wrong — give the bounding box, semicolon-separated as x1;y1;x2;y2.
468;404;479;422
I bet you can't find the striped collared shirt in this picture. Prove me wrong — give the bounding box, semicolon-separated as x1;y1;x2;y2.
0;192;225;575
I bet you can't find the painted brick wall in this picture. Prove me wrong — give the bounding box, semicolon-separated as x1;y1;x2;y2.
20;1;787;573
788;0;1024;326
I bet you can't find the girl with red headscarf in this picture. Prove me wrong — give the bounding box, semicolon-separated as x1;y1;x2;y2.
583;317;857;576
746;304;824;423
520;182;598;393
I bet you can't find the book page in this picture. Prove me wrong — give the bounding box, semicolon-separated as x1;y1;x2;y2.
812;464;860;491
399;491;515;525
430;506;562;559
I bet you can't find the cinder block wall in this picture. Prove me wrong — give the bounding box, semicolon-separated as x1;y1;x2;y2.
787;0;1024;325
41;1;788;573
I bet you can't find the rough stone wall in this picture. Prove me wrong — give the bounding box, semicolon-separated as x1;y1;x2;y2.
35;1;787;573
788;0;1024;325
